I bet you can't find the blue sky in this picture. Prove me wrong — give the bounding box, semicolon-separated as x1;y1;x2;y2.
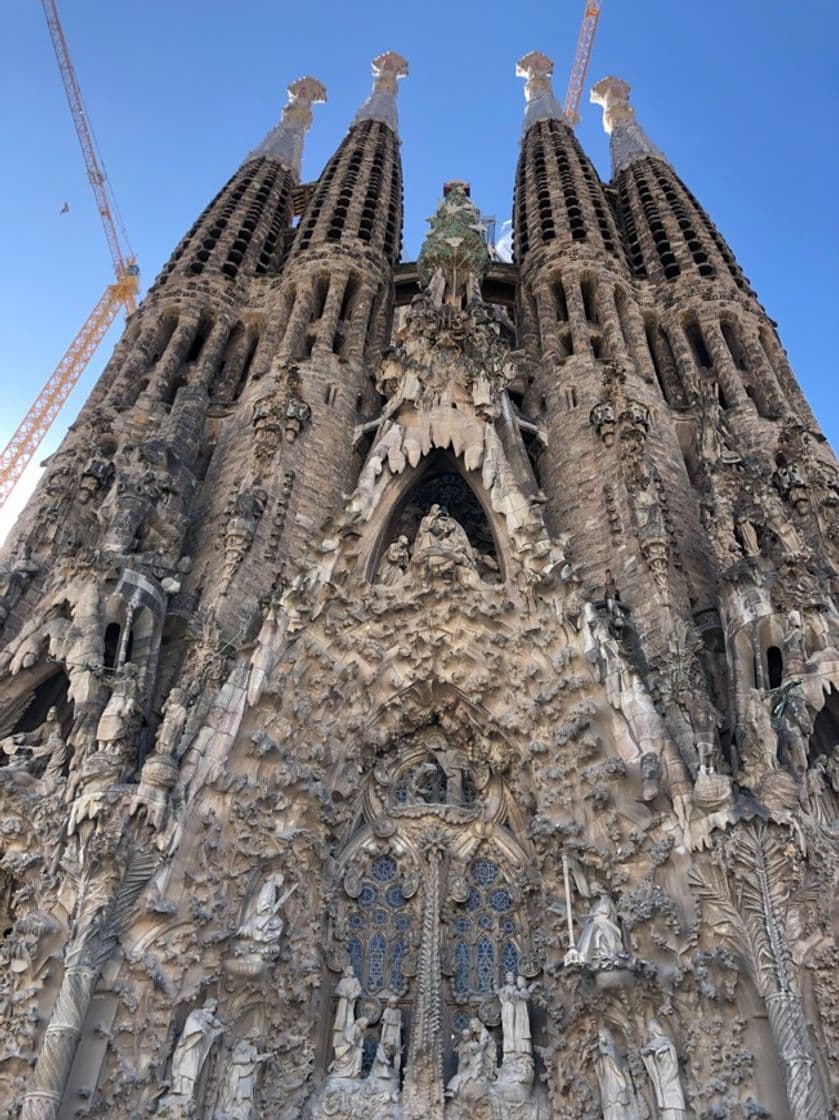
1;0;837;540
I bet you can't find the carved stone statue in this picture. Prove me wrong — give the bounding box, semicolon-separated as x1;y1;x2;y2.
222;484;268;584
576;888;625;967
369;1039;399;1089
498;972;532;1057
328;1015;369;1080
155;686;189;757
214;1032;271;1120
595;1029;642;1120
95;662;142;766
378;535;410;586
640;1019;687;1120
237;871;296;945
380;995;403;1076
170;999;224;1101
1;705;67;792
496;973;534;1095
331;966;363;1057
410;503;478;585
737;687;779;789
0;543;40;623
445;1018;496;1101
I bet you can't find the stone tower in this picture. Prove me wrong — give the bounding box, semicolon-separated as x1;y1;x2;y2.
0;47;837;1120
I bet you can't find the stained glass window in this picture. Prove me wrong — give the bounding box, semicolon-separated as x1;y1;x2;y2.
476;936;495;993
342;853;415;995
447;856;520;996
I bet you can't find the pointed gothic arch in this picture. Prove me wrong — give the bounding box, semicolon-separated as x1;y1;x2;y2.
361;450;508;584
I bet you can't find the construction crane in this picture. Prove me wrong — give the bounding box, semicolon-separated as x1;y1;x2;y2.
0;1;139;509
564;0;603;127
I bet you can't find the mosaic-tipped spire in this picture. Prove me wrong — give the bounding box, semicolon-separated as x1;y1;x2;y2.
248;76;327;176
353;52;408;132
590;76;664;175
516;51;567;135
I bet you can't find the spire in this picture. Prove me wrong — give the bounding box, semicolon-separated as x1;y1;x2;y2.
516;51;567;135
590;76;664;175
247;76;327;177
352;52;408;132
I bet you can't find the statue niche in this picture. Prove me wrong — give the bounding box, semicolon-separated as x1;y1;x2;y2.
373;460;504;587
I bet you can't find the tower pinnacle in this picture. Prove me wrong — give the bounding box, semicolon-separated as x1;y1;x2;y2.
516;51;567;134
248;76;327;177
353;51;408;131
590;76;663;175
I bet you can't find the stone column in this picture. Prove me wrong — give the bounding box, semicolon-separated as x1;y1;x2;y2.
402;834;447;1120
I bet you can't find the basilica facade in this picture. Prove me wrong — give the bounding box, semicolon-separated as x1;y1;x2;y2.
0;49;837;1120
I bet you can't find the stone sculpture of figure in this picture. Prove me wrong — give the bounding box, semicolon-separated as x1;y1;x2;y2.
640;1020;687;1120
0;543;40;623
214;1032;272;1120
380;995;403;1076
423;728;470;805
155;686;189;758
411;504;477;583
445;1019;497;1101
496;973;534;1095
328;1015;369;1080
806;758;839;829
736;687;779;788
95;662;142;767
378;535;410;586
222;484;268;584
596;1029;642;1120
498;973;532;1058
1;706;67;792
576;887;625;967
782;610;808;675
776;687;814;782
369;1039;399;1088
331;966;362;1056
237;871;296;945
170;999;224;1101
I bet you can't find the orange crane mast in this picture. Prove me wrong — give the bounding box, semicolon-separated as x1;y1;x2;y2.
564;0;603;128
0;1;139;509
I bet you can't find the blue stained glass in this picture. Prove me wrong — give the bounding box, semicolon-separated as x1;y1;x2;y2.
385;885;405;909
372;856;397;882
347;938;363;978
454;916;471;933
476;936;495;993
394;914;411;931
500;917;517;935
394;784;409;805
478;914;493;930
454;940;470;994
391;939;407;988
358;884;377;908
453;1010;471;1034
348;913;364;930
489;888;511;913
466;888;482;912
361;1032;378;1076
373;909;388;927
368;933;386;992
501;940;519;977
469;859;498;886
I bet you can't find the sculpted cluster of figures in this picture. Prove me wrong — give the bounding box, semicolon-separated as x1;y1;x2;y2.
447;974;534;1105
328;967;402;1094
597;1023;687;1120
378;504;489;589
